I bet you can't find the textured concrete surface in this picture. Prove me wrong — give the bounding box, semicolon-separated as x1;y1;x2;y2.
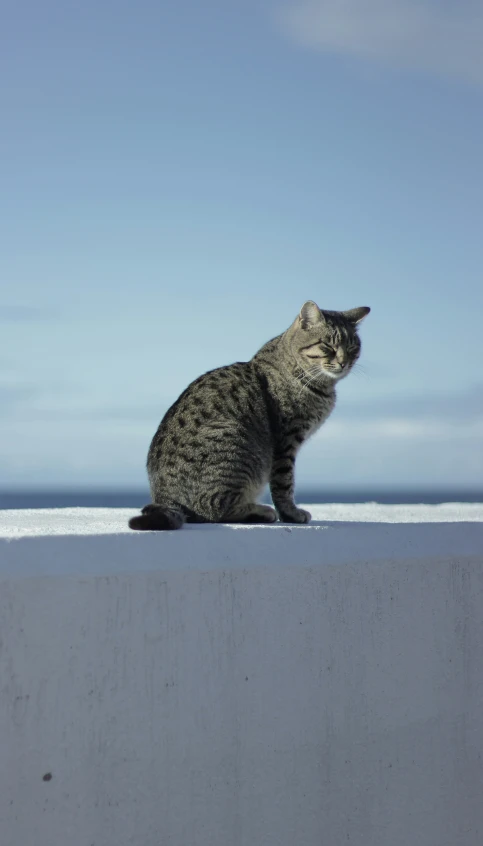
1;506;483;846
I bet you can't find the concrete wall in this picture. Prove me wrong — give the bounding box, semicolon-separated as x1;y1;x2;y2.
1;516;483;846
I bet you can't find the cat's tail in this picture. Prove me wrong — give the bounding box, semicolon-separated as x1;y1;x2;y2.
128;503;186;531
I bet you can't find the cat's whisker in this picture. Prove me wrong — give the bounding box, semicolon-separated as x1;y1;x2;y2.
295;364;319;381
352;363;369;380
295;367;313;383
294;369;313;389
305;369;323;386
297;365;324;395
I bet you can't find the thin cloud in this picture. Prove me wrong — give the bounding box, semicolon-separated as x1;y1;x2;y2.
318;384;483;443
339;385;483;423
277;0;483;86
0;384;36;407
319;415;483;441
0;305;55;322
6;403;165;424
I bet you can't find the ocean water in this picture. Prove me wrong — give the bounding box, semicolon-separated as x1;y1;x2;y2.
1;489;482;510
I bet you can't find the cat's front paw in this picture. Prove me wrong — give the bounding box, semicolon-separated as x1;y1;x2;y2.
279;507;312;524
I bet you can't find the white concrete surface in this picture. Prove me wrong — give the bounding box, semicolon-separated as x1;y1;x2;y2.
1;502;482;539
1;505;483;846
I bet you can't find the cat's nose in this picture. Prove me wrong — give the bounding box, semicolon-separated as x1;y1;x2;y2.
336;353;347;368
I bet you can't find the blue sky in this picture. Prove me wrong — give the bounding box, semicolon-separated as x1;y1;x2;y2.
1;0;482;490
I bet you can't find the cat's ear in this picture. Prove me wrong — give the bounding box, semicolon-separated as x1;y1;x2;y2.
299;301;323;330
343;306;370;325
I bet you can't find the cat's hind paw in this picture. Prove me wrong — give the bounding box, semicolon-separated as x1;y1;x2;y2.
241;504;278;524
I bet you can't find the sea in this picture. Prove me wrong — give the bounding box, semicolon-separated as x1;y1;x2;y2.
1;488;482;510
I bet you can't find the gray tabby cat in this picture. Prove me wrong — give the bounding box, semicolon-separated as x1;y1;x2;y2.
129;301;369;531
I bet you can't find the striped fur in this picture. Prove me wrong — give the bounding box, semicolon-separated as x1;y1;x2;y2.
129;301;369;530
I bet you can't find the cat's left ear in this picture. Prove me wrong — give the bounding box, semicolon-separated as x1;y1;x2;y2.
299;301;324;330
343;306;370;325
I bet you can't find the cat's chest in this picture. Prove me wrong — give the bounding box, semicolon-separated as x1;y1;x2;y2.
280;391;335;440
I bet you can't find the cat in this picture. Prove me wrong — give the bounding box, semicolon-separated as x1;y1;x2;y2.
129;300;369;531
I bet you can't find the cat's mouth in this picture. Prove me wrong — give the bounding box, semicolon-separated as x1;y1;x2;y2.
323;364;350;380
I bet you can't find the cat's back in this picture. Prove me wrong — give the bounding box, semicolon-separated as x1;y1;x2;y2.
148;360;268;461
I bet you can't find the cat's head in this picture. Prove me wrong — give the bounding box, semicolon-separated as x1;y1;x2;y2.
289;301;370;381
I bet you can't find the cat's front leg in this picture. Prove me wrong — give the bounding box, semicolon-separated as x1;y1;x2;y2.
270;453;311;524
